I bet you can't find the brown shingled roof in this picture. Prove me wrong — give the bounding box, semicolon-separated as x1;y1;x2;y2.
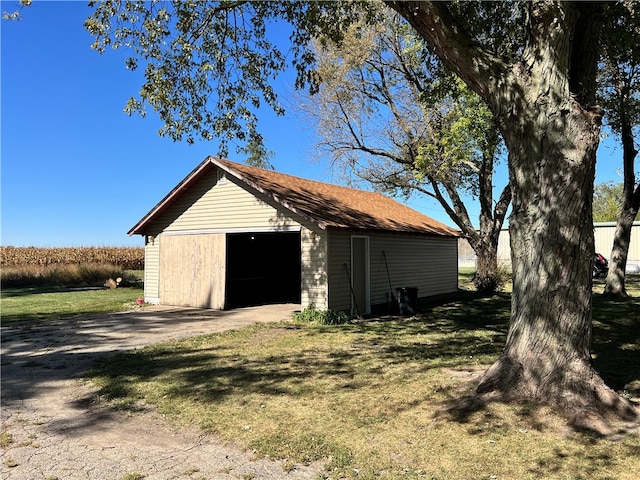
128;156;460;237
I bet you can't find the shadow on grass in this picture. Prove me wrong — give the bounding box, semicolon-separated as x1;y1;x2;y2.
591;292;640;394
441;288;640;436
88;289;639;437
76;287;640;479
90;291;511;410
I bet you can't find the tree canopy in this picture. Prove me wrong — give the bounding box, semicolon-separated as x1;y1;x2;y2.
593;181;624;222
85;0;381;166
2;0;31;20
299;6;510;292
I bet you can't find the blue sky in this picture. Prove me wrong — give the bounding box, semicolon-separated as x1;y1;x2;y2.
1;1;624;247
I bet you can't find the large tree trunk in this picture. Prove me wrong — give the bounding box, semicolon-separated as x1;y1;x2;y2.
473;234;500;293
603;90;640;297
389;1;639;431
604;208;639;298
477;116;640;430
475;4;638;431
473;139;511;294
476;97;617;422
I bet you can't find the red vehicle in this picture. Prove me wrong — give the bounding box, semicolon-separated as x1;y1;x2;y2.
593;253;609;278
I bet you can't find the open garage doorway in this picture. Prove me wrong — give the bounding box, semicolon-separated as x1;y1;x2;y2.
225;231;301;309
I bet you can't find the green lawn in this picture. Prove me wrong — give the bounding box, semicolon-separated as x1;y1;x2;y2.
87;276;640;480
0;286;143;324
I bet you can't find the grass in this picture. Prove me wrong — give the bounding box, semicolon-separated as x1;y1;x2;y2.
122;473;145;480
592;276;640;394
0;286;143;324
88;275;640;480
0;432;14;448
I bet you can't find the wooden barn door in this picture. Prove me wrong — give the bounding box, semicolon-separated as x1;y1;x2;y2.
159;233;225;309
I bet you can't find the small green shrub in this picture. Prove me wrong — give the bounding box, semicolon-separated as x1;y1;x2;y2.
293;305;351;325
321;309;351;325
473;265;511;294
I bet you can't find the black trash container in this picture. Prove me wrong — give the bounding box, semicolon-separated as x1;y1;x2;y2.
396;287;418;315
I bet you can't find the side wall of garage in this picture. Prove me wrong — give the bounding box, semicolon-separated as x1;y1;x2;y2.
302;227;328;310
327;230;458;314
143;235;160;304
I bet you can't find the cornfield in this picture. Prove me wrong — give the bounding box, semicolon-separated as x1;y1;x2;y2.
1;246;144;270
1;246;145;288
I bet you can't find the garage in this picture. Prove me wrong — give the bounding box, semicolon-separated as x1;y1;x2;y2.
225;231;301;308
130;156;460;312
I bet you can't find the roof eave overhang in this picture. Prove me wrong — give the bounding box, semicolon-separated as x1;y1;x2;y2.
325;225;462;237
127;157;218;236
128;155;461;238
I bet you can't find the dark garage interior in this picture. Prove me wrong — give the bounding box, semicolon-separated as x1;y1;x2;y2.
225;231;302;308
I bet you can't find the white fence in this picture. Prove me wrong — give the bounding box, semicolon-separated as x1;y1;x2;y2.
459;221;640;268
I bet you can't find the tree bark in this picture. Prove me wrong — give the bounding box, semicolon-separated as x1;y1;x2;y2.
603;87;640;297
388;1;639;430
478;3;638;430
473;234;500;293
604;207;639;298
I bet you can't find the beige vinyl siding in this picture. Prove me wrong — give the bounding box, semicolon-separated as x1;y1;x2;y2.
138;164;460;312
143;235;160;304
301;227;328;310
369;234;458;306
149;169;304;233
159;233;226;309
327;231;356;312
141;167;329;310
327;231;458;313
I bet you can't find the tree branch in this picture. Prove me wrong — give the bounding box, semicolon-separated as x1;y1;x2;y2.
492;183;512;239
384;1;505;104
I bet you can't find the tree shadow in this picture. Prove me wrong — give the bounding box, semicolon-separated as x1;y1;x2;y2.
86;292;512;422
591;291;640;395
438;291;640;438
0;306;296;405
9;288;636;448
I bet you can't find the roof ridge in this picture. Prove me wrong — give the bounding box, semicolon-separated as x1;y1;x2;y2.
213;156;387;198
212;157;459;236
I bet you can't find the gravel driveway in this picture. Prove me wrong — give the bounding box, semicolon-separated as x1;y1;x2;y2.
1;304;323;480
